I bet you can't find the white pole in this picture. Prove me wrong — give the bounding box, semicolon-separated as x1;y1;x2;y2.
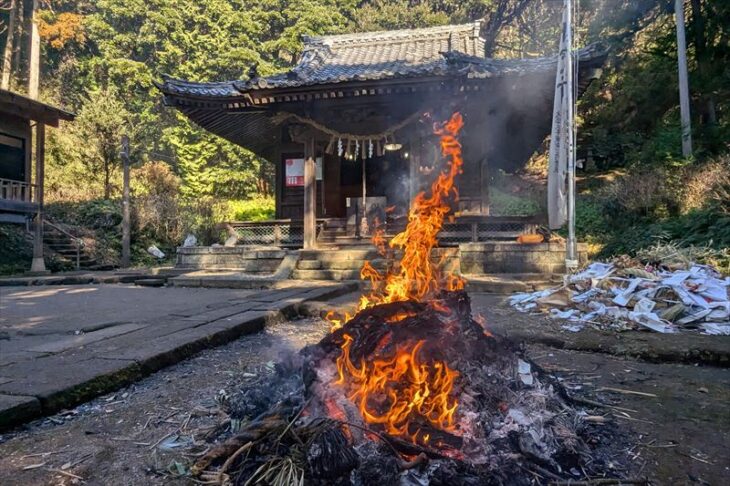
565;0;578;271
674;0;693;157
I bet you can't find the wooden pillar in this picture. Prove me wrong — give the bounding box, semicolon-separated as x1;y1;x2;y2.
274;129;283;219
480;156;490;216
30;123;46;273
409;139;420;208
120;135;131;268
303;138;317;249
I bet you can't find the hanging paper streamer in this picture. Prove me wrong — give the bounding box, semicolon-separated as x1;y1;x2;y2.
368;140;373;159
337;138;343;157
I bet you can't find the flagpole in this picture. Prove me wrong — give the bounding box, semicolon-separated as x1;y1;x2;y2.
565;0;578;271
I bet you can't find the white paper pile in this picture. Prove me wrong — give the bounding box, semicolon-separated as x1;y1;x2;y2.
509;263;730;335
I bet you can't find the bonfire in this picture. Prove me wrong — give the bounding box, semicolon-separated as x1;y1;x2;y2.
192;113;632;485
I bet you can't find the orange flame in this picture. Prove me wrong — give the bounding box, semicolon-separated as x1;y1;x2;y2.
325;310;352;332
336;334;459;443
358;112;466;310
328;113;467;446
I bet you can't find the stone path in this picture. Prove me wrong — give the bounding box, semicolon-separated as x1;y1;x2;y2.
0;282;355;430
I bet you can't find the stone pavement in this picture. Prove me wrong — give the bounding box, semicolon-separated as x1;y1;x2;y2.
0;282;355;430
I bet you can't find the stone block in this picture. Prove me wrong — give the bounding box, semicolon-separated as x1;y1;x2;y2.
298;260;322;270
0;355;143;413
0;394;41;431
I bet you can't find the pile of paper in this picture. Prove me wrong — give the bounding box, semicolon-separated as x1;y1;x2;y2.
509;263;730;335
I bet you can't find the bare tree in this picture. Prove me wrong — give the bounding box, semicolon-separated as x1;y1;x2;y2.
1;0;16;89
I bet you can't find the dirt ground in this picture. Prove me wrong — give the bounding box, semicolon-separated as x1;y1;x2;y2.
0;294;728;485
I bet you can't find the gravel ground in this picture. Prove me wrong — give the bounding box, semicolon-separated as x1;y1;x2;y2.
0;318;330;485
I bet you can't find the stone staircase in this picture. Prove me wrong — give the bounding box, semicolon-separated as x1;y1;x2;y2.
316;219;364;247
292;248;386;281
43;221;97;269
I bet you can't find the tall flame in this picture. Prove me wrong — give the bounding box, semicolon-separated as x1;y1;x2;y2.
357;112;465;311
331;112;466;446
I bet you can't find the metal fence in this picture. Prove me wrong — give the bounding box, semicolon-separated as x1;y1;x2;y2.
228;220;323;247
228;217;538;248
438;218;540;246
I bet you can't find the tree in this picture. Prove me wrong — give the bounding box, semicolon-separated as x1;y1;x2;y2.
1;0;17;89
28;0;40;98
65;87;133;199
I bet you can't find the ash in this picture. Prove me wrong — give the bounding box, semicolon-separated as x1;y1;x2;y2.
195;291;633;485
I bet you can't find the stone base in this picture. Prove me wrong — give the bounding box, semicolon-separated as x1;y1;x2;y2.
29;257;48;274
459;242;588;275
176;246;287;273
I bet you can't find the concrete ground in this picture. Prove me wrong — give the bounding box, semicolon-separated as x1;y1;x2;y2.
1;284;257;336
0;282;355;429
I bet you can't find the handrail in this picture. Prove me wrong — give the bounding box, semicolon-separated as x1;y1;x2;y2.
43;219;84;270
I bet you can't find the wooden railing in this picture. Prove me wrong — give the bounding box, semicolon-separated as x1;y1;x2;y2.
0;178;36;203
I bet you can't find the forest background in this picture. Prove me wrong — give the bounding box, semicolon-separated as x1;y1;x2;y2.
0;0;728;271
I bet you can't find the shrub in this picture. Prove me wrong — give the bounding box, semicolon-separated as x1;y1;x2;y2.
0;224;33;275
595;168;677;220
680;157;730;214
131;161;184;246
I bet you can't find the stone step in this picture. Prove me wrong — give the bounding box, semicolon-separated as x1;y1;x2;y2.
291;269;362;281
297;259;386;271
465;274;559;294
299;249;381;261
134;278;167;287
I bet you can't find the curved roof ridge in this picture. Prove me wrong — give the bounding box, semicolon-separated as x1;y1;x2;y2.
303;21;483;47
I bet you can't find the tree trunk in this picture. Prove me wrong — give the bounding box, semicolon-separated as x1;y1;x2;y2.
104;161;111;199
690;0;716;126
1;0;17;90
12;0;24;90
27;0;39;99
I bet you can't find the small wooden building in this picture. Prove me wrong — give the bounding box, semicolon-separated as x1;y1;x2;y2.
0;89;75;271
158;22;604;249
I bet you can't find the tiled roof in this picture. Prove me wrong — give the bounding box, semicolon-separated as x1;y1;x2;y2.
161;22;486;97
159;22;605;99
245;22;484;89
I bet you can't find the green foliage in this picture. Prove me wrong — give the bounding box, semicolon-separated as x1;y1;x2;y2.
221;197;276;222
573;155;730;272
46;200;122;229
488;186;540;217
580;1;730;168
46;87;133;200
0;224;33;275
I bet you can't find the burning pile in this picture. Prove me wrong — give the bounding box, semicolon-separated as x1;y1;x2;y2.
191;113;632;485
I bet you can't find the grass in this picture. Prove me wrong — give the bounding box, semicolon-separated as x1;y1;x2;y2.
221;197;276;222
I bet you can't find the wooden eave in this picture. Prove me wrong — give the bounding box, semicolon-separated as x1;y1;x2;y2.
0;89;75;127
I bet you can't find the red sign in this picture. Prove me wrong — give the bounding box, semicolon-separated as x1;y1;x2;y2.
284;158;322;187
